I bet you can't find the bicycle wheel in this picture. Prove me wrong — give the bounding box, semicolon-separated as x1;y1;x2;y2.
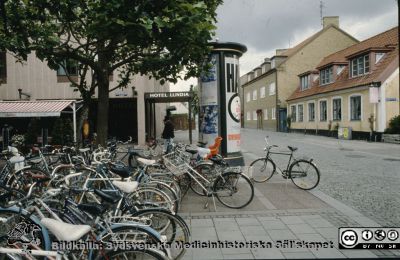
249;158;276;183
190;163;214;196
131;208;190;260
132;188;175;213
94;225;165;260
213;172;254;209
289;160;320;190
146;181;180;212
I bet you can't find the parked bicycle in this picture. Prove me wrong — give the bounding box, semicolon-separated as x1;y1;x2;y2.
249;136;320;190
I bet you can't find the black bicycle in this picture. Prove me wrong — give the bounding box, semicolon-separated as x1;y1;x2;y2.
249;136;320;190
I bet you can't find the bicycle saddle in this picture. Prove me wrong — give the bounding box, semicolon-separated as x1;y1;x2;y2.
287;146;298;152
41;218;91;241
109;163;132;178
78;203;107;216
197;141;208;147
185;146;198;154
112;180;139;193
137;157;157;165
94;189;122;204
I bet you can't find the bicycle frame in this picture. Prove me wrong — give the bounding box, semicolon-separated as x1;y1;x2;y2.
265;148;295;175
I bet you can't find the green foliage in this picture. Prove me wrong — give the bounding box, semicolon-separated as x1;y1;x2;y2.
385;115;400;134
25;118;40;144
0;0;222;144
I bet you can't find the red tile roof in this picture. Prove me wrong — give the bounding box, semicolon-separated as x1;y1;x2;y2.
287;27;399;101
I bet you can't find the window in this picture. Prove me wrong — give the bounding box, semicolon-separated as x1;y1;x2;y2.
350;96;362;120
254;70;258;77
291;105;297;122
261;66;266;74
246;92;251;102
271;108;276;120
332;98;342;120
269;82;276;95
300;75;310;90
253;111;257;121
351;54;369;77
260;87;266;98
298;104;304;122
57;59;79;76
247;74;251;82
264;109;268;120
319;100;327;121
252;89;257;100
375;53;385;63
0;52;6;82
308;103;315;121
320;67;333;85
246;112;251;120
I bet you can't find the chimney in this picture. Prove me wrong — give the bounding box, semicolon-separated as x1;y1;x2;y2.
323;16;339;28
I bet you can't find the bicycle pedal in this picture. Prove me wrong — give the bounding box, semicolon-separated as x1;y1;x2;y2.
282;175;289;179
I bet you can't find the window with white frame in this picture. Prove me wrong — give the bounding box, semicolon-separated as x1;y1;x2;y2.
298;104;304;122
320;66;333;85
269;82;276;95
308;102;315;121
290;105;297;122
254;70;258;77
247;74;251;82
300;74;310;90
319;100;327;121
246;92;251;102
351;54;369;77
253;111;257;120
271;108;276;120
246;111;251;121
264;109;268;120
375;53;385;63
261;66;266;74
332;98;342;120
350;95;362;120
260;87;265;98
252;89;257;100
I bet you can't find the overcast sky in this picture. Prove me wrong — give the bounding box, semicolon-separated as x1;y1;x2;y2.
171;0;398;91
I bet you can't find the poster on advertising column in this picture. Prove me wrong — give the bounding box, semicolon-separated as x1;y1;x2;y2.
199;54;219;145
225;56;241;153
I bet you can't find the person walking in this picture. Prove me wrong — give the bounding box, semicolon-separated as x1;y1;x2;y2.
162;115;175;154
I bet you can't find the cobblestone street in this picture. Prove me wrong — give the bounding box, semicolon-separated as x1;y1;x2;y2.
240;128;400;227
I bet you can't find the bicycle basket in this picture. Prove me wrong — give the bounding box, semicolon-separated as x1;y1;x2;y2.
162;151;191;177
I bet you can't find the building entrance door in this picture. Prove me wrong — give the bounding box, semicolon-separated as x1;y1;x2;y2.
279;108;287;132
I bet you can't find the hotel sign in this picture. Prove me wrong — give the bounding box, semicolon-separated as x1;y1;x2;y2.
145;92;192;100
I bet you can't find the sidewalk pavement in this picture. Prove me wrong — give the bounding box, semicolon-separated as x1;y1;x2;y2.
178;151;400;259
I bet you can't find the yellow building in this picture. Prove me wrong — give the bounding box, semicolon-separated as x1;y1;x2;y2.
287;27;399;140
241;17;358;131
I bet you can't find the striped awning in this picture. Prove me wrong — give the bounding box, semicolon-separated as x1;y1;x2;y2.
0;100;75;118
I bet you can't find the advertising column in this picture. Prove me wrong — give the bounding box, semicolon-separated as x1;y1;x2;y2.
199;42;247;166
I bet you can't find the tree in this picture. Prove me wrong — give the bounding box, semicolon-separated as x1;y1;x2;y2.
0;0;221;145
